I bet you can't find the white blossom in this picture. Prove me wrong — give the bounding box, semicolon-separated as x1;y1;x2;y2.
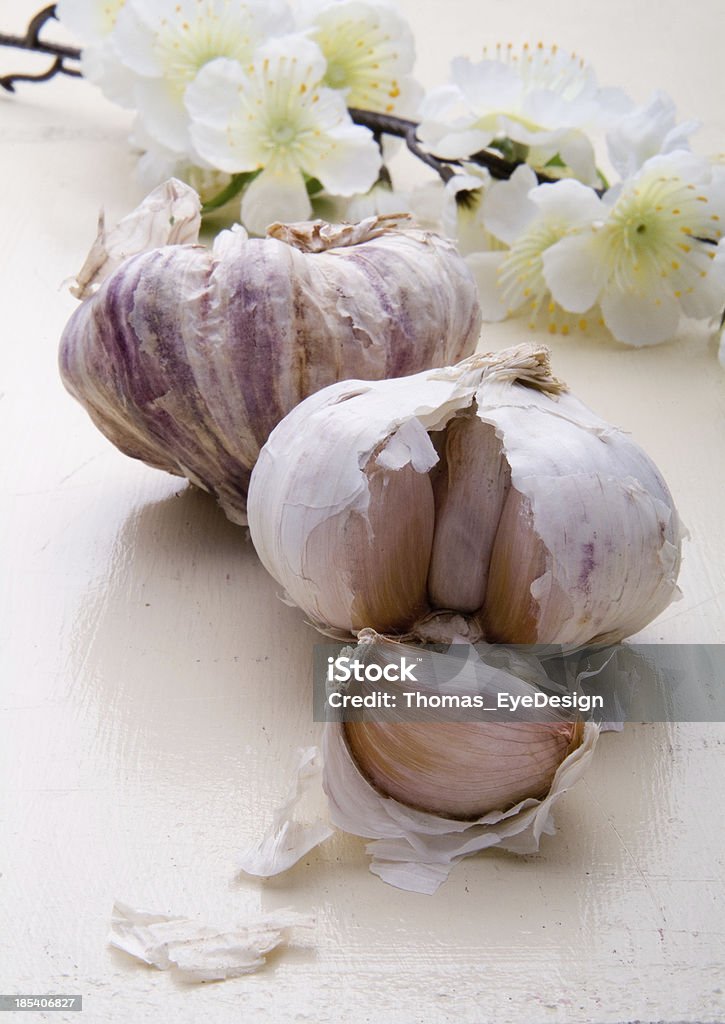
185;36;381;235
606;90;700;180
419;43;631;185
468;165;603;328
542;152;725;345
440;165;494;256
299;0;421;115
107;0;293;154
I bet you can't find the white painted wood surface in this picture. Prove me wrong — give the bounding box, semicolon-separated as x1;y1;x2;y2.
1;0;724;1020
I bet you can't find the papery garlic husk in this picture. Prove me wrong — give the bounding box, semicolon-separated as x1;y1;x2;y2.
322;631;599;895
248;344;683;645
59;180;481;524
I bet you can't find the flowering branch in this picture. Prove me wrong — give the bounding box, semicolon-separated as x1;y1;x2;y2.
0;5;81;93
3;3;724;353
0;11;557;191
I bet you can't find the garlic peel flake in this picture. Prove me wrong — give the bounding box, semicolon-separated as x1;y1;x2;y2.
238;747;334;878
108;901;314;982
70;179;202;300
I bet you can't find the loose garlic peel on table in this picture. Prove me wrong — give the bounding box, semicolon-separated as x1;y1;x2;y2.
248;343;683;647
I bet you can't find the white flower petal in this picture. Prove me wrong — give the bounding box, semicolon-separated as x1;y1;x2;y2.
345;182;412;221
464;252;509;320
80;38;136;107
601;287;681;346
607;90;700;179
133;77;192;153
110;0;161;76
185;57;246;128
407;181;446;230
529;178;606;223
240;166;312;236
418;83;468;124
450;56;521;113
306;120;383;196
56;0;126;41
481;164;538;245
542;233;608;313
186;59;267;172
420;127;496;161
677;245;725;320
557;129;599;184
441;167;490;252
594;86;635;125
636;148;711;187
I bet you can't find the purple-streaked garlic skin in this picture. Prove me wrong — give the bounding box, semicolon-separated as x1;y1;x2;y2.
59;221;482;523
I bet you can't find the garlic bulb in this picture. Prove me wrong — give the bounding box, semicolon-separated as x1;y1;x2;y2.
59;180;481;524
322;631;599;895
248;344;683;645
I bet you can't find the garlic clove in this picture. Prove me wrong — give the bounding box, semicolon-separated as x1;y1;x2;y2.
476;385;683;645
344;719;584;820
299;452;435;635
427;414;511;612
481;487;549;644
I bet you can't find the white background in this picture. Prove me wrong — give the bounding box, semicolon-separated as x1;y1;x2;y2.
1;0;724;1021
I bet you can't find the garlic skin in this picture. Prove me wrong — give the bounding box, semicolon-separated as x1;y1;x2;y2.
321;632;599;894
59;181;482;524
248;344;683;645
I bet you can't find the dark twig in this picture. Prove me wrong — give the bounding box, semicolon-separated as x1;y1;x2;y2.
0;5;81;93
348;106;559;187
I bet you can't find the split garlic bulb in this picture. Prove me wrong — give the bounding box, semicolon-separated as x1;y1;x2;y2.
59;180;481;524
248;344;683;645
321;632;599;894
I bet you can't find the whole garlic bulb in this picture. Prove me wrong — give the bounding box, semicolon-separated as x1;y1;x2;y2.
59;180;481;524
248;344;683;645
